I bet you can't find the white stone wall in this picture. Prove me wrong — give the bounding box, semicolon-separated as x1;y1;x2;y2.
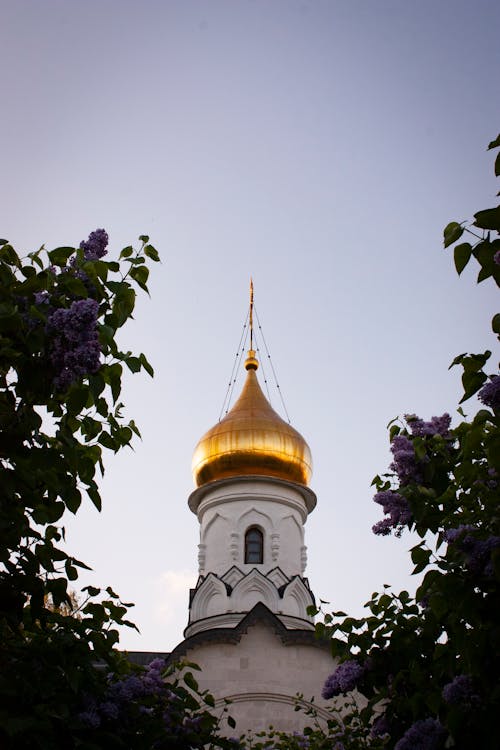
179;618;336;736
189;476;316;579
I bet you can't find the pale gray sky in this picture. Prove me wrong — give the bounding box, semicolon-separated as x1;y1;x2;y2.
1;0;499;651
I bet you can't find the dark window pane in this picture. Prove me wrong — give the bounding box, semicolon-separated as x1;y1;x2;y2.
245;528;263;564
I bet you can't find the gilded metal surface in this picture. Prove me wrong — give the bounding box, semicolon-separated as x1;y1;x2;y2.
192;361;313;488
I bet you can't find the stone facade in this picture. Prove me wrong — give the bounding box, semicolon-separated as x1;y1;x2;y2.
167;603;335;735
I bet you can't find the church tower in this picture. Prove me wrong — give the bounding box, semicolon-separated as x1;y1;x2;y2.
167;287;334;733
186;343;317;636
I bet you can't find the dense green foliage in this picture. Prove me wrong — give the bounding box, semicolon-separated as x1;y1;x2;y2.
289;135;500;750
0;232;233;748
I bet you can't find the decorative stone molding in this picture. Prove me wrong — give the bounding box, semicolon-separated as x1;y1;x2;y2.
189;573;228;622
231;568;280;613
221;566;245;588
281;576;314;621
266;567;289;588
271;532;280;561
188;564;315;630
300;544;307;573
229;532;240;561
198;543;206;573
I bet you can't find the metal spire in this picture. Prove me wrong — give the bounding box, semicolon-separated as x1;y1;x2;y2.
249;277;254;351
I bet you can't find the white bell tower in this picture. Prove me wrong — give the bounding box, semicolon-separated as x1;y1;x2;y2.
166;285;334;735
184;283;317;637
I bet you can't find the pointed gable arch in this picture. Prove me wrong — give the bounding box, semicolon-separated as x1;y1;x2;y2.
231;568;280;612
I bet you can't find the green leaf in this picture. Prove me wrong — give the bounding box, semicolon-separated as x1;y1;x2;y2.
411;545;431;573
106;362;123;404
112;285;136;328
65;559;78;581
227;715;236;729
87;485;102;511
98;431;117;451
453;242;472;275
0;244;20;265
492;313;500;336
118;426;132;445
67;386;89;416
48;246;74;266
65;487;82;514
487;133;500;150
139;352;154;377
21;265;36;279
144;244;160;262
460;370;487;402
477;265;492;283
60;275;89;297
495;151;500;178
119;245;134;259
389;424;401;440
83;585;101;597
125;355;141;373
443;222;464;248
130;264;150;291
139;234;149;243
183;671;199;691
129;419;141;438
474;206;500;231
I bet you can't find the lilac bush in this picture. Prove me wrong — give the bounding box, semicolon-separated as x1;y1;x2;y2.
312;136;500;750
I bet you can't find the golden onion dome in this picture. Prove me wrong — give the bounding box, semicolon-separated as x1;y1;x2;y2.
192;350;313;487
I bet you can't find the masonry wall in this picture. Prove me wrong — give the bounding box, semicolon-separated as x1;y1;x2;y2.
178;619;336;735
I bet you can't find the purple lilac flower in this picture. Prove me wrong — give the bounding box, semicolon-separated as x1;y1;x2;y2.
478;375;500;411
371;714;390;737
99;700;120;720
442;675;479;707
183;715;203;731
78;709;101;729
292;731;310;749
494;249;500;265
372;490;412;537
80;228;109;261
47;298;100;390
322;660;365;699
487;467;498;490
109;674;146;702
35;290;50;305
394;718;446;750
148;658;166;671
407;413;451;437
443;524;475;543
390;435;420;484
445;526;500;576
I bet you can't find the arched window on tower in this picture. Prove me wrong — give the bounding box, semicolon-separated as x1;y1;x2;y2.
245;527;263;564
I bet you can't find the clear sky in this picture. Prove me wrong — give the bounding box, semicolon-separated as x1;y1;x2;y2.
1;0;499;652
